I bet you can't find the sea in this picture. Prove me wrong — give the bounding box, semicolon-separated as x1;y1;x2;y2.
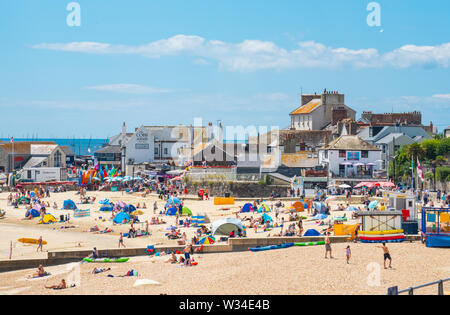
0;138;109;156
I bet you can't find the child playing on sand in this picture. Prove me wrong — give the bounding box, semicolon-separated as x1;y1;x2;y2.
325;232;333;259
346;246;351;264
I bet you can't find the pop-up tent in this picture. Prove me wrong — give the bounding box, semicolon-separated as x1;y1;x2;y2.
25;209;40;218
99;199;111;205
211;218;244;236
39;214;57;224
262;213;273;223
258;204;270;213
312;213;328;220
292;201;305;212
165;197;181;208
303;229;320;236
99;204;114;212
63;200;77;210
165;207;178;216
182;206;192;217
113;211;131;224
241;203;254;213
313;202;328;214
123;204;137;213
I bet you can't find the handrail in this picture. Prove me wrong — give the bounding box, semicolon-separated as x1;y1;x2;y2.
388;277;450;295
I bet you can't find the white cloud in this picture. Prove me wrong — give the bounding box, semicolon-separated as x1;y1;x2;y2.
432;94;450;99
32;35;450;72
85;84;171;94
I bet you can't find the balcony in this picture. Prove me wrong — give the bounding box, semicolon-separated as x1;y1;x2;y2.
330;170;388;180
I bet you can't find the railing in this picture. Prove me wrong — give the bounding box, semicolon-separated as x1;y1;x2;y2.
186;173;263;182
387;277;450;295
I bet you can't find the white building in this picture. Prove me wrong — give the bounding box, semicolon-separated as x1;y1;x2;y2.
290;90;356;131
319;135;382;180
106;122;209;170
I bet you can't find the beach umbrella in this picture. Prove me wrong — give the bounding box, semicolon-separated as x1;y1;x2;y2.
131;210;144;216
354;163;365;167
354;182;369;188
379;181;395;187
341;162;353;166
346;206;359;212
198;235;215;244
366;162;377;166
339;184;352;189
166;226;177;231
368;200;379;209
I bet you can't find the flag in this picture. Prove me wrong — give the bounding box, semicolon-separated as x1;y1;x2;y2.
417;159;424;182
10;137;13;143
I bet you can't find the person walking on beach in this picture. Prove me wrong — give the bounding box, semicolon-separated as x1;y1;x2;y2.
118;232;126;248
37;236;43;252
325;232;333;258
346;245;351;264
376;243;392;269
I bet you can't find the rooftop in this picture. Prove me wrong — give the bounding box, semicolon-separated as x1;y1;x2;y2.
290;99;322;115
322;135;381;151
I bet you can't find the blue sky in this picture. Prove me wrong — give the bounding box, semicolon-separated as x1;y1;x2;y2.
1;0;449;138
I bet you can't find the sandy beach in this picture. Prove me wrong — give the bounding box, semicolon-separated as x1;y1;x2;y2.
0;190;449;295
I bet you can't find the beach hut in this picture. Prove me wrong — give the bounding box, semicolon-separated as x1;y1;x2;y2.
241;203;253;213
165;207;178;216
198;235;215;244
38;214;57;224
303;229;321;236
257;204;270;213
182;206;192;217
211;218;244;236
63;200;77;210
113;211;131;224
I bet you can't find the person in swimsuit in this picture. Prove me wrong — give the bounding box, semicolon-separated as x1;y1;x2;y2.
346;246;351;264
325;232;333;258
376;243;392;269
45;279;67;290
119;233;126;248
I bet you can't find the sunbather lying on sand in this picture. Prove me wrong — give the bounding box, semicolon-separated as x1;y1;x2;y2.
91;267;111;274
45;279;68;290
165;252;177;263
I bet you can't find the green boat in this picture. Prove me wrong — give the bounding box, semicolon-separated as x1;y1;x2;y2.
83;257;130;263
294;241;325;247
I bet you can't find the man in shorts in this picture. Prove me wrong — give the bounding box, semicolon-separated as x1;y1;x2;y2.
376;242;392;269
325;232;333;258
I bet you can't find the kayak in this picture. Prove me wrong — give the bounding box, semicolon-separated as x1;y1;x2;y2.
18;238;47;245
83;257;130;263
249;243;294;252
294;241;325;247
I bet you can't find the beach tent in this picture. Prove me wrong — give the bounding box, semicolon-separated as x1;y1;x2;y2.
368;200;379;209
312;213;328;220
211;218;244;236
99;199;111;205
262;213;273;223
63;200;77;210
39;214;57;224
99;204;114;212
303;229;321;236
165;207;178;216
123;204;137;213
257;204;270;213
198;235;215;244
241;203;253;213
313;202;328;214
182;206;192;217
25;209;40;218
113;211;131;224
292;201;305;212
346;206;359;212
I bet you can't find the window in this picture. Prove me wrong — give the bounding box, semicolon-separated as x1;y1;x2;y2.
154;147;159;155
339;150;346;158
54;151;62;167
164;148;168;155
361;150;368;158
324;151;328;159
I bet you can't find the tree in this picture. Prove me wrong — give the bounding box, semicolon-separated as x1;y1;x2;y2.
420;139;439;162
407;143;425;161
436;137;450;156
